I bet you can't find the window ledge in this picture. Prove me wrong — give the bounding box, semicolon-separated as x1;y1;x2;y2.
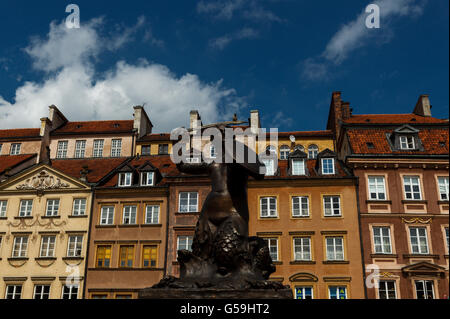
118;224;139;228
273;261;283;265
35;257;57;261
401;200;427;204
175;212;200;215
14;216;33;219
41;216;61;219
141;224;162;228
68;215;88;218
0;217;7;220
8;257;29;261
437;200;449;205
290;260;316;265
95;225;117;228
62;256;84;260
323;260;349;264
402;254;439;259
259;216;279;219
370;254;398;258
366;200;392;204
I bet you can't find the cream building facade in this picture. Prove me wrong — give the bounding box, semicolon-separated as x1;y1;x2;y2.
0;164;92;299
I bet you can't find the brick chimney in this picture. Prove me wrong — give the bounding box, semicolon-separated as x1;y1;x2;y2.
326;91;352;142
133;105;153;138
250;110;260;134
413;94;432;117
189;110;202;129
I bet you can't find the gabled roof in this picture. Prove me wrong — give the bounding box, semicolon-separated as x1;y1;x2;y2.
0;128;40;140
346;128;449;155
0;154;38;175
51;157;130;184
51;120;134;135
343;113;448;125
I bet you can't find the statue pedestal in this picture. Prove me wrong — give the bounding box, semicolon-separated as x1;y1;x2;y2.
138;287;293;299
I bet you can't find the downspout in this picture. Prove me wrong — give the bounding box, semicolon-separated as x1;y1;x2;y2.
82;186;96;299
354;176;368;299
163;186;170;277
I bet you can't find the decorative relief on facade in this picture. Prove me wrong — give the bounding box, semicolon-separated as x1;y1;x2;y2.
401;217;432;224
16;170;70;191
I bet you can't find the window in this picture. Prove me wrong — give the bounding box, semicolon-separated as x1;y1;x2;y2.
280;145;290;160
74;140;86;158
122;205;137;224
308;145;318;159
260;197;277;218
323;196;341;217
145;205;159;224
62;285;78;299
261;158;275;176
373;227;392;254
368;176;386;200
400;135;415;150
292;196;309;217
445;228;449;250
409;227;429;254
91;294;108;299
12;236;28;257
119;246;134;268
141;172;154;186
321;158;335;175
67;235;83;257
115;294;132;299
179;192;198;212
34;285;50;299
293;237;311;261
45;199;60;216
5;285;22;299
92;139;104;157
96;245;112;267
329;286;347;299
56;141;68;158
177;236;193;251
210;145;216;158
111;139;122;157
291;159;305;175
415;280;434;299
295;287;313;300
141;145;151;155
158;144;169;155
10;143;21;155
403;176;422;200
40;236;56;257
118;172;132;187
0;200;7;217
100;206;114;225
0;143;2;154
379;281;397;299
263;238;278;261
72;198;86;216
326;237;344;261
438;176;449;200
19;199;33;217
142;245;157;268
294;145;304;152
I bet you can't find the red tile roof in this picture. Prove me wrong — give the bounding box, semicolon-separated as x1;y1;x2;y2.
262;159;350;179
0;154;37;174
343;114;448;124
51;157;129;183
51;120;134;135
138;133;172;142
271;130;333;138
347;128;449;155
0;128;40;140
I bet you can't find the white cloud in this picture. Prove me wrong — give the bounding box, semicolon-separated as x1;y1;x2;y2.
209;27;259;50
0;18;246;131
301;0;426;81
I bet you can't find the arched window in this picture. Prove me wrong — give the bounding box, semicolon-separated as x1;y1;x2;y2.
280;145;290;160
308;145;318;159
294;145;304;152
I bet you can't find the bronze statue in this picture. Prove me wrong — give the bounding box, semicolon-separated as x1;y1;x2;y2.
153;122;286;291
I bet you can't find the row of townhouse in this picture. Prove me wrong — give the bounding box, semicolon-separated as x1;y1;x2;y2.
0;91;448;299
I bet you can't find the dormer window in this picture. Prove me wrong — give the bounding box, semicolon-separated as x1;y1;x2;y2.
400;136;415;150
280;145;290;160
118;172;132;187
158;144;169;155
141;172;154;186
291;159;305;175
321;158;335;175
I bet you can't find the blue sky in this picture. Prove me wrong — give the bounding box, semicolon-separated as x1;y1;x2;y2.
0;0;448;132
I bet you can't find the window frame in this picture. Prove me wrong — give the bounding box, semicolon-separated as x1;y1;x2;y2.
437;176;449;201
92;139;104;157
280;145;290;160
56;140;68;159
61;285;78;299
399;135;415;150
33;284;50;299
100;206;115;225
118;245;135;268
111;139;122;157
414;280;435;299
141;171;155;186
5;285;22;299
118;172;132;187
403;175;422;200
372;226;392;254
263;238;279;261
292;196;309;217
12;236;28;258
325;236;345;261
122;205;137;225
145;205;159;224
67;235;83;257
378;280;397;299
260;196;277;218
321;158;335;175
409;227;429;254
142;245;158;268
307;145;318;159
19;199;33;217
45;199;60;217
291;158;305;175
178;192;198;213
328;286;347;299
95;245;112;268
323;196;341;217
74;140;86;158
39;235;56;257
177;235;193;252
72;198;87;216
368;176;387;200
10;143;21;155
293;237;312;261
295;286;313;300
0;200;7;217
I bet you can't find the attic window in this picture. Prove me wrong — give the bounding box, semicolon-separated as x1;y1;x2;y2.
113;123;120;128
76;124;83;129
118;172;132;187
366;142;375;149
410;118;416;122
399;136;415;150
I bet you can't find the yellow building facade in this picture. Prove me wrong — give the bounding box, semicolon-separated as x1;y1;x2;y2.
0;164;92;299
